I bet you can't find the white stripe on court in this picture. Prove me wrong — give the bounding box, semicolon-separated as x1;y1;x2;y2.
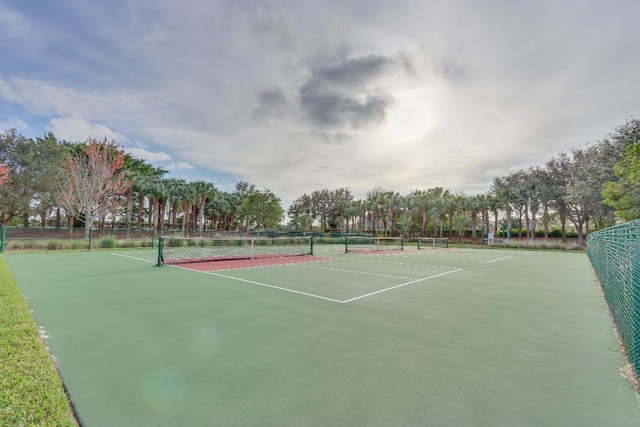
293;264;414;280
341;268;462;303
486;256;513;263
336;258;455;269
111;252;462;304
111;253;156;263
173;265;345;304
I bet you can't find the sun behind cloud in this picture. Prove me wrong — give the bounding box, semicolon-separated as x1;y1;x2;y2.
388;97;430;141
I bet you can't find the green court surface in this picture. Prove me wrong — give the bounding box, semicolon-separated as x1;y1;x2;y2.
5;246;640;426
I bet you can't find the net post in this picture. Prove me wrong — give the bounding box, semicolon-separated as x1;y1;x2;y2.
310;236;314;255
401;236;404;250
88;227;92;251
156;236;164;266
345;236;349;253
250;237;255;259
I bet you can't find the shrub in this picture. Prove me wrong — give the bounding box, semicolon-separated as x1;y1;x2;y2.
21;241;37;249
118;239;137;248
46;241;63;250
100;237;116;248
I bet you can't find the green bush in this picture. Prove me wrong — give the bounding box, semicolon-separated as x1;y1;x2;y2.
167;238;186;247
118;240;137;248
313;237;344;244
46;241;63;250
100;237;116;248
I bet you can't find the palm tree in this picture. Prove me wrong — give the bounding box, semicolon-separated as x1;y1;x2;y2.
165;178;187;230
191;181;216;233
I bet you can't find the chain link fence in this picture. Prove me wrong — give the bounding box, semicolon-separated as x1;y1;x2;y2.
587;220;640;379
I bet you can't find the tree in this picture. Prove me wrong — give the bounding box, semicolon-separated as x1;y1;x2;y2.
191;180;216;233
0;130;67;226
602;143;640;221
238;188;283;229
288;193;314;231
58;138;129;239
122;156;166;233
0;164;7;185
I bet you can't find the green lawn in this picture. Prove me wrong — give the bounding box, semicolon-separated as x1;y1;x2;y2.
0;255;77;426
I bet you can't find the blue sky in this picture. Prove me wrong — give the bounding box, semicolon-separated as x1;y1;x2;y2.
1;0;639;206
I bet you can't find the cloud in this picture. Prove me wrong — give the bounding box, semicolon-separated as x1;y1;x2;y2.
164;161;196;172
298;54;410;129
125;146;195;173
0;77;150;120
314;55;398;88
46;117;128;143
1;0;640;209
126;147;171;162
0;117;29;131
252;86;291;121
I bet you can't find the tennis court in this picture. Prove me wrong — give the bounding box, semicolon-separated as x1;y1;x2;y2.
6;245;640;426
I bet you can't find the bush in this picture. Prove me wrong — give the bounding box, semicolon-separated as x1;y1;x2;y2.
46;241;63;250
118;240;137;248
99;237;116;248
313;237;344;244
495;239;584;251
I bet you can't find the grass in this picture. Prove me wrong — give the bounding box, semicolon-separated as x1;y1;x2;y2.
2;238;154;251
0;255;77;427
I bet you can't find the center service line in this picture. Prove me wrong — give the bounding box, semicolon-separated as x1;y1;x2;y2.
341;268;462;304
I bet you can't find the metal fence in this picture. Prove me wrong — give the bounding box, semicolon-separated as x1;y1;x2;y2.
587;220;640;379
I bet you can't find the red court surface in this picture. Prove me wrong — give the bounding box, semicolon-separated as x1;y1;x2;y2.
174;255;329;271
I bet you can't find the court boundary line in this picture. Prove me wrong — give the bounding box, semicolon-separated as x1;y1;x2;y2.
293;263;415;280
193;268;345;303
341;268;462;303
111;252;463;304
111;252;156;263
486;255;513;263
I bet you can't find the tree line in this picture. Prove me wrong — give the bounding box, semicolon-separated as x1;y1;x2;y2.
1;117;639;243
287;117;640;245
0;131;284;238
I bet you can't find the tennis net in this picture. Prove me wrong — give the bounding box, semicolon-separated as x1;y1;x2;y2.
416;237;449;249
345;236;403;253
157;236;313;265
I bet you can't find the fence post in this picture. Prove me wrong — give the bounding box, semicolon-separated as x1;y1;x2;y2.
156;236;164;266
88;227;92;251
0;225;5;253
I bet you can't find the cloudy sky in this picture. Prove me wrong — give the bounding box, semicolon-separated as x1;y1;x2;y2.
1;0;639;206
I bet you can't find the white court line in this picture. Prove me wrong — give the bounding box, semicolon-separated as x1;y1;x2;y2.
341;268;462;303
294;263;414;280
171;265;344;304
112;252;342;303
337;258;455;269
486;256;513;263
111;252;156;263
111;252;461;304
